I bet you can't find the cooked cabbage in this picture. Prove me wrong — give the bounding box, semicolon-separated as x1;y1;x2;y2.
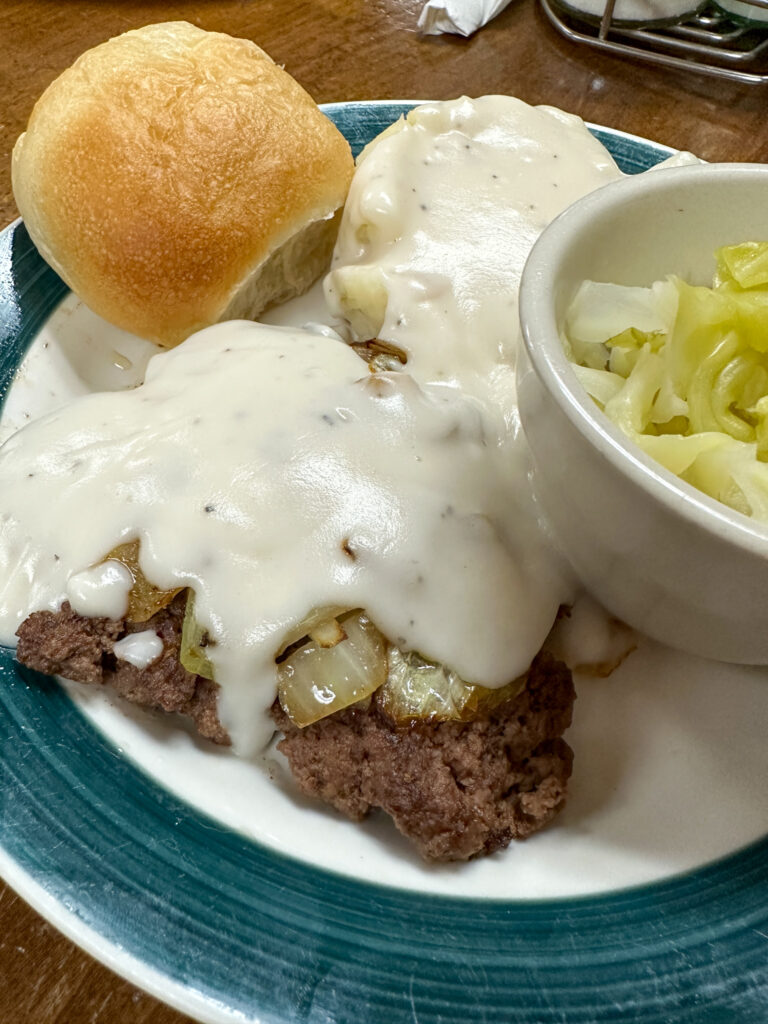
376;646;525;724
563;241;768;521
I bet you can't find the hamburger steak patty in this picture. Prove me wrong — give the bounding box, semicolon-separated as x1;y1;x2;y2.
16;595;228;745
15;599;575;861
273;654;574;861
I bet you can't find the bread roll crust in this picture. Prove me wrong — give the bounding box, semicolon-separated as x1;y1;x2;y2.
12;22;354;346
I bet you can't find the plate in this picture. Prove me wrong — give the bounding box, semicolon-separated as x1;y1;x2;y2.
1;101;768;1024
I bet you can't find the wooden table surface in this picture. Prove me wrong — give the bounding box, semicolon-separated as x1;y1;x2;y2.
2;1;768;1021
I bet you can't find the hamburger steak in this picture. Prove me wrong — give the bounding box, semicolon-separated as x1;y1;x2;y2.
16;596;575;862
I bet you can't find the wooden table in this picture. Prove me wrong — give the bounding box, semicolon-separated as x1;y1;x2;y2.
1;2;767;1020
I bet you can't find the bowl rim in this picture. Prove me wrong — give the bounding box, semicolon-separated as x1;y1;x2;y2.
518;160;768;557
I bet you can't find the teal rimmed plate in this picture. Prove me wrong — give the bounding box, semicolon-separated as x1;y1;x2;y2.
1;102;768;1024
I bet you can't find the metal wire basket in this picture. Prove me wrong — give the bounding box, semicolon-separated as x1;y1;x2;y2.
540;0;768;83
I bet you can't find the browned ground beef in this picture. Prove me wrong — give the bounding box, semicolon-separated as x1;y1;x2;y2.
15;602;575;861
273;653;574;861
15;595;228;745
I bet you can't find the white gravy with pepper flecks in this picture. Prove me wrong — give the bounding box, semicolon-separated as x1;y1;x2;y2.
0;321;571;753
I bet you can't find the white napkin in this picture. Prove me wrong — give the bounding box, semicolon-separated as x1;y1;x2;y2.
417;0;515;36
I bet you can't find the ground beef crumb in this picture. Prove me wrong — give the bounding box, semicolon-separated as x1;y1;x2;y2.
272;652;575;862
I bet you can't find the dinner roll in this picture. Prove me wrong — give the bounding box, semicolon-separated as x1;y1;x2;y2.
12;21;354;346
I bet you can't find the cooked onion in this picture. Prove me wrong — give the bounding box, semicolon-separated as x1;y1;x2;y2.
277;605;349;656
350;338;408;372
309;617;347;648
182;594;524;727
277;611;387;727
105;539;182;622
179;591;215;680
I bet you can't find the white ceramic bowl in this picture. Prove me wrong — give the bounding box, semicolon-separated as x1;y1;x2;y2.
517;162;768;664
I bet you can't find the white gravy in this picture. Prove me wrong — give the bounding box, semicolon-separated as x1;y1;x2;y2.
113;630;164;669
66;560;133;619
0;322;569;754
0;97;642;757
325;96;623;420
